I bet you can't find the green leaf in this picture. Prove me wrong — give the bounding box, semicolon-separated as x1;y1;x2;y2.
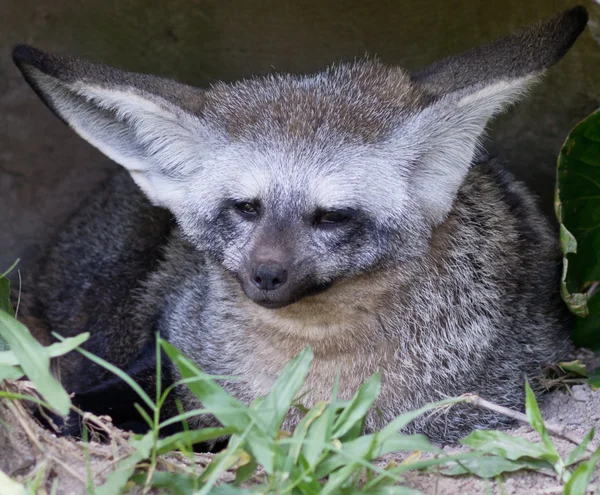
234;454;257;486
380;397;462;438
563;446;600;495
558;360;588;377
46;333;90;358
68;335;155;412
589;367;600;390
524;381;560;464
0;311;70;415
197;426;254;495
0;333;88;368
461;429;552;461
95;431;153;495
333;373;380;439
340;488;422;495
0;270;14;352
0;278;13;318
161;339;278;474
161;340;250;427
571;293;600;353
302;403;335;470
156;426;235;455
0;364;24;381
565;427;595;466
258;347;313;431
0;260;20;280
440;456;549;478
555;108;600;345
209;486;263;495
133;471;199;495
286;401;327;469
315;433;438;479
0;469;27;495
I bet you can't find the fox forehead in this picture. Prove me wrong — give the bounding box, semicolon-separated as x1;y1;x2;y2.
201;60;432;145
184;136;414;219
173;60;428;217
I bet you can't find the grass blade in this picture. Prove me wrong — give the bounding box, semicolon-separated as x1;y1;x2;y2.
0;469;27;495
440;456;550;478
0;311;70;415
95;432;153;495
0;278;14;319
59;333;155;412
258;347;313;431
156;427;235;454
332;373;380;439
524;381;560;465
0;365;24;381
563;446;600;495
460;429;550;460
565;427;596;466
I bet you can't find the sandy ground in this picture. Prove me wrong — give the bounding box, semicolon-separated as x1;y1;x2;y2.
400;384;600;494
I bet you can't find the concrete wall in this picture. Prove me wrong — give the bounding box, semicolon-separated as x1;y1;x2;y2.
1;0;599;274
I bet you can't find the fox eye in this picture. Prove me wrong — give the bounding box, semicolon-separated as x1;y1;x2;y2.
314;208;356;227
234;201;259;217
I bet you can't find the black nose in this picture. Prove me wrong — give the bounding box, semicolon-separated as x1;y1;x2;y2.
252;263;288;290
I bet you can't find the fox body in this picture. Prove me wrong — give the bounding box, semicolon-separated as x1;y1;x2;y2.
13;7;587;442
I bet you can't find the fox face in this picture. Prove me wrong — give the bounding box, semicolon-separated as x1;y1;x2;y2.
171;65;432;307
12;7;587;308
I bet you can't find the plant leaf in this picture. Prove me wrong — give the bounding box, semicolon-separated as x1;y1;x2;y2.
0;278;13;318
316;433;438;479
0;469;27;495
161;340;250;427
555;108;600;347
0;311;70;415
69;335;155;412
440;456;549;478
257;347;313;431
524;381;560;465
0;275;13;352
0;364;24;381
161;339;278;474
95;431;153;495
563;446;600;495
156;427;235;455
286;401;327;469
332;373;380;439
588;367;600;390
565;427;596;466
342;487;422;495
558;360;588;377
133;471;199;495
461;429;551;461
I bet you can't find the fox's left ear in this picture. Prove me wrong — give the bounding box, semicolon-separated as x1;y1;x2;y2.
407;6;588;226
12;45;207;209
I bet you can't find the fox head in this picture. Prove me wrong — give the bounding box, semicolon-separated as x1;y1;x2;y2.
13;7;587;309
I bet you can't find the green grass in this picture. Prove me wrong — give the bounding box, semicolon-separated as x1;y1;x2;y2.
1;304;600;494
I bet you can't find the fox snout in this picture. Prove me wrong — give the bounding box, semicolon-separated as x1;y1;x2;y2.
242;244;296;308
251;262;288;291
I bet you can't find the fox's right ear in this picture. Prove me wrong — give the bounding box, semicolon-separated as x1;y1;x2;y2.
12;45;206;209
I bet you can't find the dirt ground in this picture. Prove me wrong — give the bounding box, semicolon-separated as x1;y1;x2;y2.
2;352;599;494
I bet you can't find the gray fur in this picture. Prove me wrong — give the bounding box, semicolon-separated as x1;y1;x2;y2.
12;7;586;443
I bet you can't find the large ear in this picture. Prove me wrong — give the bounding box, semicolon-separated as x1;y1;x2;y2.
407;6;588;226
12;45;207;209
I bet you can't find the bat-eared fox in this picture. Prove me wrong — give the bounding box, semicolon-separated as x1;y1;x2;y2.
12;6;587;443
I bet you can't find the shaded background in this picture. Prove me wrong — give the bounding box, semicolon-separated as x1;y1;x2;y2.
1;0;599;275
